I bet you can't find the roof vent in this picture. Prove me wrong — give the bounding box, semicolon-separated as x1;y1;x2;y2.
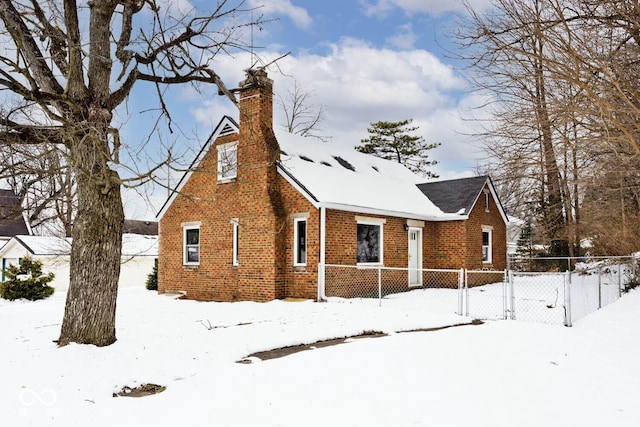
333;156;355;172
220;123;236;136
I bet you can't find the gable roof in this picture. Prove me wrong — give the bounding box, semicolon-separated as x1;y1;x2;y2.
0;189;30;237
276;132;452;220
157;115;507;223
156;116;239;218
12;235;72;256
416;176;508;223
0;234;157;257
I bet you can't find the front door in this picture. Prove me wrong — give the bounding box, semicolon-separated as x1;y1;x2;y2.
408;228;422;286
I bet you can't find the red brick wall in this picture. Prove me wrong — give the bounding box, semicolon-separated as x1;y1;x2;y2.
158;72;287;302
324;210;409;268
158;73;507;302
428;220;467;269
464;185;507;270
276;176;320;300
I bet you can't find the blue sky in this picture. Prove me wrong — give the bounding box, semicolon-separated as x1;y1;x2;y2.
119;0;494;219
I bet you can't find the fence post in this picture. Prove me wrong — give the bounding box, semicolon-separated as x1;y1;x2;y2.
618;262;622;298
598;266;602;310
377;266;382;307
458;269;464;316
508;270;515;320
503;270;508;320
564;271;572;327
318;263;325;301
465;269;470;317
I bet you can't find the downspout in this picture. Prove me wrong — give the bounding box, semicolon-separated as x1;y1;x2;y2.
318;205;327;301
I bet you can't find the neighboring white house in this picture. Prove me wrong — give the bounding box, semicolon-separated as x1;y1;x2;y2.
0;234;157;291
507;215;526;256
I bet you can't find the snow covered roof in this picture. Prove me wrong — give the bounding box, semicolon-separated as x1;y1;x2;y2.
1;234;157;257
13;235;72;255
121;234;158;257
157;115;500;222
276;131;453;220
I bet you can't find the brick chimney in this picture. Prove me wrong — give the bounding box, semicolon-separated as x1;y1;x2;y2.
238;69;277;155
235;69;285;301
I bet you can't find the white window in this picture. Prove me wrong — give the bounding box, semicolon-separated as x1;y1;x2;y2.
183;223;201;266
294;218;307;266
217;142;238;182
482;226;493;264
232;220;239;266
356;217;385;265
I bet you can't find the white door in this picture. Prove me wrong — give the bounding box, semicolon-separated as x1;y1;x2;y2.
408;228;422;286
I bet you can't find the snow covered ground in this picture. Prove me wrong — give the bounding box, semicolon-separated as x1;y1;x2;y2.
2;285;640;426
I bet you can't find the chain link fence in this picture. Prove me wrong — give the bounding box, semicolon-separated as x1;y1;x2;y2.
320;255;640;326
321;264;463;314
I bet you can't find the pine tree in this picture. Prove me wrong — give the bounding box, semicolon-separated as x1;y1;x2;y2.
356;119;440;178
515;221;535;259
0;256;55;301
146;259;158;291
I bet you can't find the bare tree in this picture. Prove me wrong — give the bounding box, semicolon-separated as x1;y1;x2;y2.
0;141;76;236
277;80;328;141
458;0;640;257
0;0;260;346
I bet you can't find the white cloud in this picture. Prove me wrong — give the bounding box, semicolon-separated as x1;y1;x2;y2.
386;23;418;50
154;0;196;17
248;0;313;30
189;37;486;177
360;0;492;17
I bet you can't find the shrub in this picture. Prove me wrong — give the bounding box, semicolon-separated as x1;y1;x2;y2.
146;259;158;291
0;256;55;301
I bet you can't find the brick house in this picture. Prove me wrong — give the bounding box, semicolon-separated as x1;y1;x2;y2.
156;69;508;302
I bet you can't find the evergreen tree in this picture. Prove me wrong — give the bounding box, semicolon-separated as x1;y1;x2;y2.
356;119;440;178
0;256;55;301
146;259;158;291
515;221;536;259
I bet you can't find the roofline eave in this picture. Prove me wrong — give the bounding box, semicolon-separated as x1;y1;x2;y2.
318;202;467;222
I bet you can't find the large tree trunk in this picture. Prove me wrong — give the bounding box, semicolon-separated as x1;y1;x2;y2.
532;10;568;258
58;129;124;347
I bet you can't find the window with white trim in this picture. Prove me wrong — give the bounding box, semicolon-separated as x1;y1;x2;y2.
356;217;384;264
484;190;490;212
294;218;307;266
482;226;493;263
232;220;239;266
217;142;238;182
183;224;200;265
